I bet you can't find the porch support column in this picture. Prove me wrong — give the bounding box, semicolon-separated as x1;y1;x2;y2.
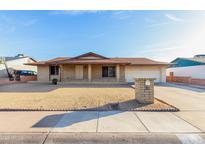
88;64;92;82
59;64;63;82
116;64;120;82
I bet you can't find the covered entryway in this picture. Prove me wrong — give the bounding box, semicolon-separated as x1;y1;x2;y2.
59;64;125;83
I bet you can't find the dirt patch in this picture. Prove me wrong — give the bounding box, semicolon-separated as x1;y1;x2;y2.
0;83;178;111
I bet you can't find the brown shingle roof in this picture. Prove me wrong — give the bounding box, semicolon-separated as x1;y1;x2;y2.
26;52;169;66
111;58;169;65
25;57;70;66
46;57;70;62
55;58;129;64
28;57;169;66
72;52;108;59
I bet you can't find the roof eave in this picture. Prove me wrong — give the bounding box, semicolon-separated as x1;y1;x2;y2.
25;63;48;66
129;63;170;66
56;62;130;65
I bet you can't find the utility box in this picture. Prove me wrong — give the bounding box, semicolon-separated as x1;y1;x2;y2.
135;78;155;104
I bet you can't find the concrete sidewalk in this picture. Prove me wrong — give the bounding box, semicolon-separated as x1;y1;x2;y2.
0;111;202;133
0;110;204;143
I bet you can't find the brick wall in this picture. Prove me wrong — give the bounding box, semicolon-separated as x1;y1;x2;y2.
166;75;205;86
0;75;37;85
190;78;205;86
20;75;37;82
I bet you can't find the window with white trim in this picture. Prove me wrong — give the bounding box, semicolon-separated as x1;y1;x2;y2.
50;66;59;75
102;66;116;77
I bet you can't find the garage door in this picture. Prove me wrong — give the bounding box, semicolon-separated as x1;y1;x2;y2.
125;66;161;82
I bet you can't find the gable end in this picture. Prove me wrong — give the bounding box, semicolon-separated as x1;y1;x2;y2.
72;52;109;60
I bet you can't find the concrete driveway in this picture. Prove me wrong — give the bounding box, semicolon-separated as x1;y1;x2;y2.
155;83;205;111
0;83;205;143
154;83;205;135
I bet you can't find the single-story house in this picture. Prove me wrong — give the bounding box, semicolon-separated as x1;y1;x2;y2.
0;54;37;78
28;52;169;83
167;54;205;79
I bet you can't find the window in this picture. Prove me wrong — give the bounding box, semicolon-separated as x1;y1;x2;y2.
102;66;116;77
50;66;59;75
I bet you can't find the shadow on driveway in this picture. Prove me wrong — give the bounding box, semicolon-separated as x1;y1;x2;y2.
32;111;122;128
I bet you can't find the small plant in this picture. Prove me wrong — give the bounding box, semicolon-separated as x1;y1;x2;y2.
52;78;58;85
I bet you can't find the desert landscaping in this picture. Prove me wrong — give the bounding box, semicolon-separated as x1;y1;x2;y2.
0;83;177;111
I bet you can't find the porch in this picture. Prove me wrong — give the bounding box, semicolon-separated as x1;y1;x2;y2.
49;64;126;83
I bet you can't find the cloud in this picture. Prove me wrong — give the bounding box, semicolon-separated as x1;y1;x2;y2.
23;19;38;27
49;10;101;16
0;14;12;23
112;11;133;20
0;14;16;33
140;44;187;62
146;22;171;28
144;17;155;23
164;13;183;22
0;14;38;33
50;10;134;20
142;45;185;53
145;13;184;28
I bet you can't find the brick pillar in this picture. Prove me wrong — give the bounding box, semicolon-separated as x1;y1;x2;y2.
170;72;174;82
188;77;192;84
59;64;63;82
135;78;155;104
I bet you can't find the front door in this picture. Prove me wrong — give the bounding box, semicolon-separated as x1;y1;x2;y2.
75;65;84;79
102;66;108;77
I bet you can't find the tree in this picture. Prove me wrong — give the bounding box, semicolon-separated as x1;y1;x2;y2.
0;57;5;64
0;57;14;80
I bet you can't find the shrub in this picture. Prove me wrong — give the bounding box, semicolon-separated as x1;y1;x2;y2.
52;78;58;85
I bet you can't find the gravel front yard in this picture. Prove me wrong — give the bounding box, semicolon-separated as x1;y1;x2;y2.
0;83;178;111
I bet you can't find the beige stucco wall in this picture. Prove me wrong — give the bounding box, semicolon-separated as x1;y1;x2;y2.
83;65;88;79
61;64;75;81
37;65;61;82
160;66;166;82
91;64;126;82
91;65;102;80
37;64;166;83
37;66;49;82
62;64;88;81
125;65;167;83
119;65;125;81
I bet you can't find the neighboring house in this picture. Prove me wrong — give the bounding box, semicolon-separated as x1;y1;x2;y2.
0;54;37;78
28;52;169;83
167;54;205;79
